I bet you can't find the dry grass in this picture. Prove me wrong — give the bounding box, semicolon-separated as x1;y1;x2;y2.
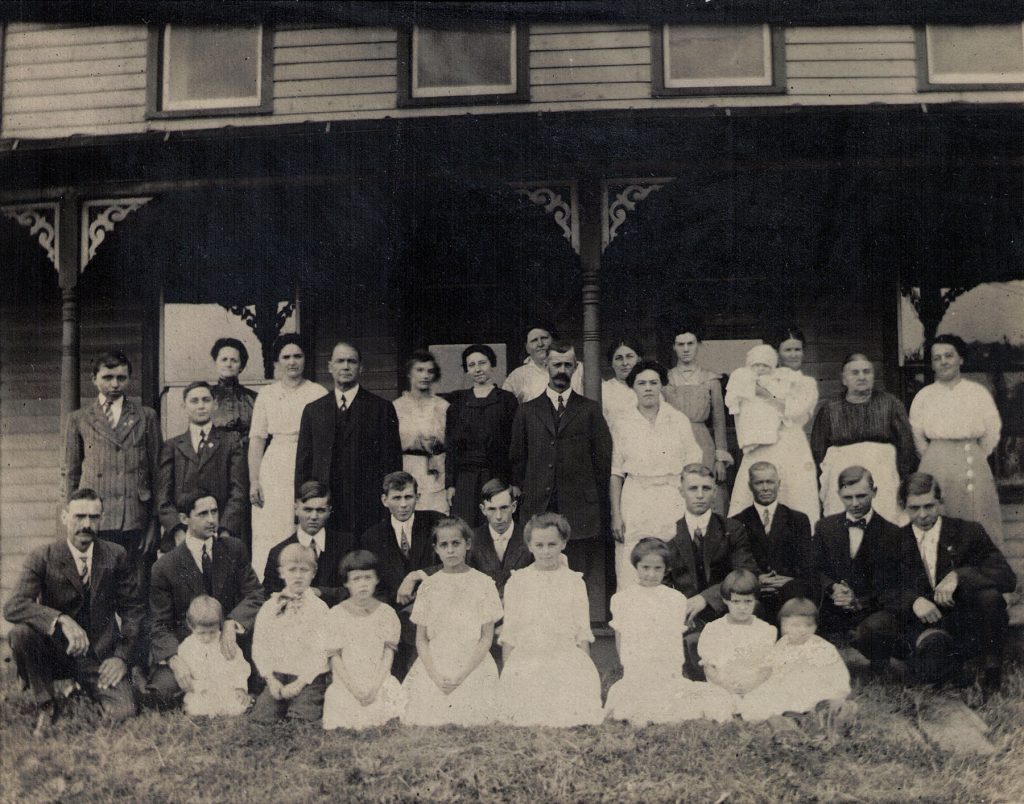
2;663;1023;804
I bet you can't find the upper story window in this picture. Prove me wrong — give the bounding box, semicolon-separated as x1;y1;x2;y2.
652;24;785;96
918;23;1024;90
147;25;273;118
398;24;529;107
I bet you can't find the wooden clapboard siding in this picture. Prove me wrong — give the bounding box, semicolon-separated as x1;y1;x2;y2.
786;26;920;98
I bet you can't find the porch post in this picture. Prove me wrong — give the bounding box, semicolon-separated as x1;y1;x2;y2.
577;176;602;401
57;194;81;424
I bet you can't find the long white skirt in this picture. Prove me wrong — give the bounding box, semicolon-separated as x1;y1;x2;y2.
251;434;298;580
819;442;908;526
616;475;683;591
729;421;820;526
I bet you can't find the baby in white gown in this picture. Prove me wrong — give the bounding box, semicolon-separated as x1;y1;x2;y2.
727;345;798;453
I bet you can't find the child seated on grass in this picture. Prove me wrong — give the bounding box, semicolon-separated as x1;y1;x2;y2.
177;595;251;717
604;539;735;725
322;550;405;730
698;569;776;701
726;345;796;453
251;544;330;723
739;597;851;722
498;513;604;727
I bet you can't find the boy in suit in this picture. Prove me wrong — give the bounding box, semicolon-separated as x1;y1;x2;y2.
157;381;247;549
731;461;817;622
263;480;350;606
62;350;162;585
469;478;532;597
889;472;1015;691
146;492;264;708
4;488;144;732
813;465;902;674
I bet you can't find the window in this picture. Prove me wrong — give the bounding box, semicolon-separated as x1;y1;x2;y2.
147;25;273;118
652;24;785;96
917;24;1024;90
398;24;529;106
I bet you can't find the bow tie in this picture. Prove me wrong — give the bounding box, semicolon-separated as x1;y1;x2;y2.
845;518;868;530
275;592;304;616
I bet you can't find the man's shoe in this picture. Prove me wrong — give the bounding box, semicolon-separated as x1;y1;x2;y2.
911;629;956;685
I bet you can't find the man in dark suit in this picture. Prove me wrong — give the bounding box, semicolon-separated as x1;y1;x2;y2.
4;488;144;732
262;480;350;606
888;472;1016;691
146;491;264;708
731;461;817;622
813;465;902;674
358;471;443;678
295;340;402;537
665;464;758;679
509;340;612;590
469;478;532;597
157;381;247;548
62;350;162;584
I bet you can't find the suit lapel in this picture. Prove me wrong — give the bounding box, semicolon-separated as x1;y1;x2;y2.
338;388;361;441
87;401;123;449
111;399;143;444
676;519;698;580
58;542;85;595
197;430;222;469
936;521;957;582
176;543;204;596
502;525;528;569
210;537;228;599
175;433;200;465
534;397;557;436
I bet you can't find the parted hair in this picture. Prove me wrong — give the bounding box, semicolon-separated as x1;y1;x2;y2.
606;337;643;364
721;569;760;599
92;350;132;376
898;472;942;507
381;471;417;495
480;477;512;503
176;489;216;516
431;517;474;547
779;597;819;623
279;543;317;571
404;350;441;384
929;334;968;361
630;537;671;568
837;465;874;490
182;380;213;400
210;337;249;369
296;480;331;503
186;595;224;629
524;512;571;544
626;360;668;388
461;343;497;371
271;333;309;363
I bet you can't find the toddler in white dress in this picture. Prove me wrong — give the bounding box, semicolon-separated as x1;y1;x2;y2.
727;345;797;453
604;539;735;725
177;595;251;717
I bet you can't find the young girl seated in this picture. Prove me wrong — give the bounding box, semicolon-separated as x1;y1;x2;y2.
726;345;796;453
498;513;604;727
739;597;851;722
604;539;735;725
401;518;503;726
698;569;776;700
251;544;330;723
322;550;405;730
176;595;251;717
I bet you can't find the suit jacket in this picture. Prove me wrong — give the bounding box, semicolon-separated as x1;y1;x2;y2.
733;503;814;581
665;513;758;613
295;387;402;536
3;538;144;663
356;511;444;606
813;512;904;612
509;391;612;540
887;516;1016;620
157;426;247;538
62;397;162;532
469;521;532;597
261;529;353;607
149;532;264;662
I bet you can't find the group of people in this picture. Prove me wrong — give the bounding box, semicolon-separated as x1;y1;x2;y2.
3;323;1014;734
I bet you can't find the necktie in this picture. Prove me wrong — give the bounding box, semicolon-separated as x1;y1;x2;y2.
103;399;116;427
309;539;320;561
198;428;207;451
201;542;213;594
846;518;867;530
918;532;936;588
78;555;90;588
692;526;708;591
399;526;411;559
762;507;771;532
338;394;347;412
556;395;565;418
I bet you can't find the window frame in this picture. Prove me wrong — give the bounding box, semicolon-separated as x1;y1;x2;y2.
146;24;274;119
651;23;786;97
915;23;1024;91
397;23;529;108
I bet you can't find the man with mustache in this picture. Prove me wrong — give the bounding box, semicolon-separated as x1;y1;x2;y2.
4;488;145;733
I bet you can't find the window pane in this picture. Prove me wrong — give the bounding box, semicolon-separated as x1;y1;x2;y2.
413;26;514;96
666;24;770;87
165;26;261;109
928;24;1024;84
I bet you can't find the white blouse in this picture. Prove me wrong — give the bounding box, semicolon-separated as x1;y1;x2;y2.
602;378;636;427
909;379;1002;456
249;380;328;441
782;370;819;428
611;404;703;479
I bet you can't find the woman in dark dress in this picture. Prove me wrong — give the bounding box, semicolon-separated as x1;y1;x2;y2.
210;337;258;446
444;344;519;526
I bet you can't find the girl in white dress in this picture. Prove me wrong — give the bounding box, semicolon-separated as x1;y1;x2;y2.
323;550;405;730
602;338;641;429
604;539;734;725
177;596;251;717
402;518;502;726
739;597;851;722
394;351;450;514
498;513;604;727
248;334;328;579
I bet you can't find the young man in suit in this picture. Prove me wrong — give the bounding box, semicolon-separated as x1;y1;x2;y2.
509;340;612;593
889;472;1015;691
295;340;402;537
731;461;817;622
4;488;145;733
157;381;247;549
665;464;758;679
262;480;350;606
146;492;264;708
469;478;532;597
62;350;162;585
813;465;902;674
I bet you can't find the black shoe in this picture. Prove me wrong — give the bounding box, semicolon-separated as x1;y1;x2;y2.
981;666;1002;695
911;629;955;684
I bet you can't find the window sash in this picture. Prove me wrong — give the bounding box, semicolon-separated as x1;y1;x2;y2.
925;23;1024;85
662;24;773;89
411;25;518;98
161;24;264;111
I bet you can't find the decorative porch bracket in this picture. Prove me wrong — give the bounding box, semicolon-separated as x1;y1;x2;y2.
603;178;675;250
511;182;580;254
2;203;59;266
219;299;298;379
81;198;153;268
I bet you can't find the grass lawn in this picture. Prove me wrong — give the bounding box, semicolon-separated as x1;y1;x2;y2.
2;661;1023;804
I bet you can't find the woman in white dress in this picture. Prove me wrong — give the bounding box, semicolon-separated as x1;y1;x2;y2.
728;328;821;524
393;351;450;514
602;338;641;428
910;334;1004;547
609;360;702;590
247;334;327;579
